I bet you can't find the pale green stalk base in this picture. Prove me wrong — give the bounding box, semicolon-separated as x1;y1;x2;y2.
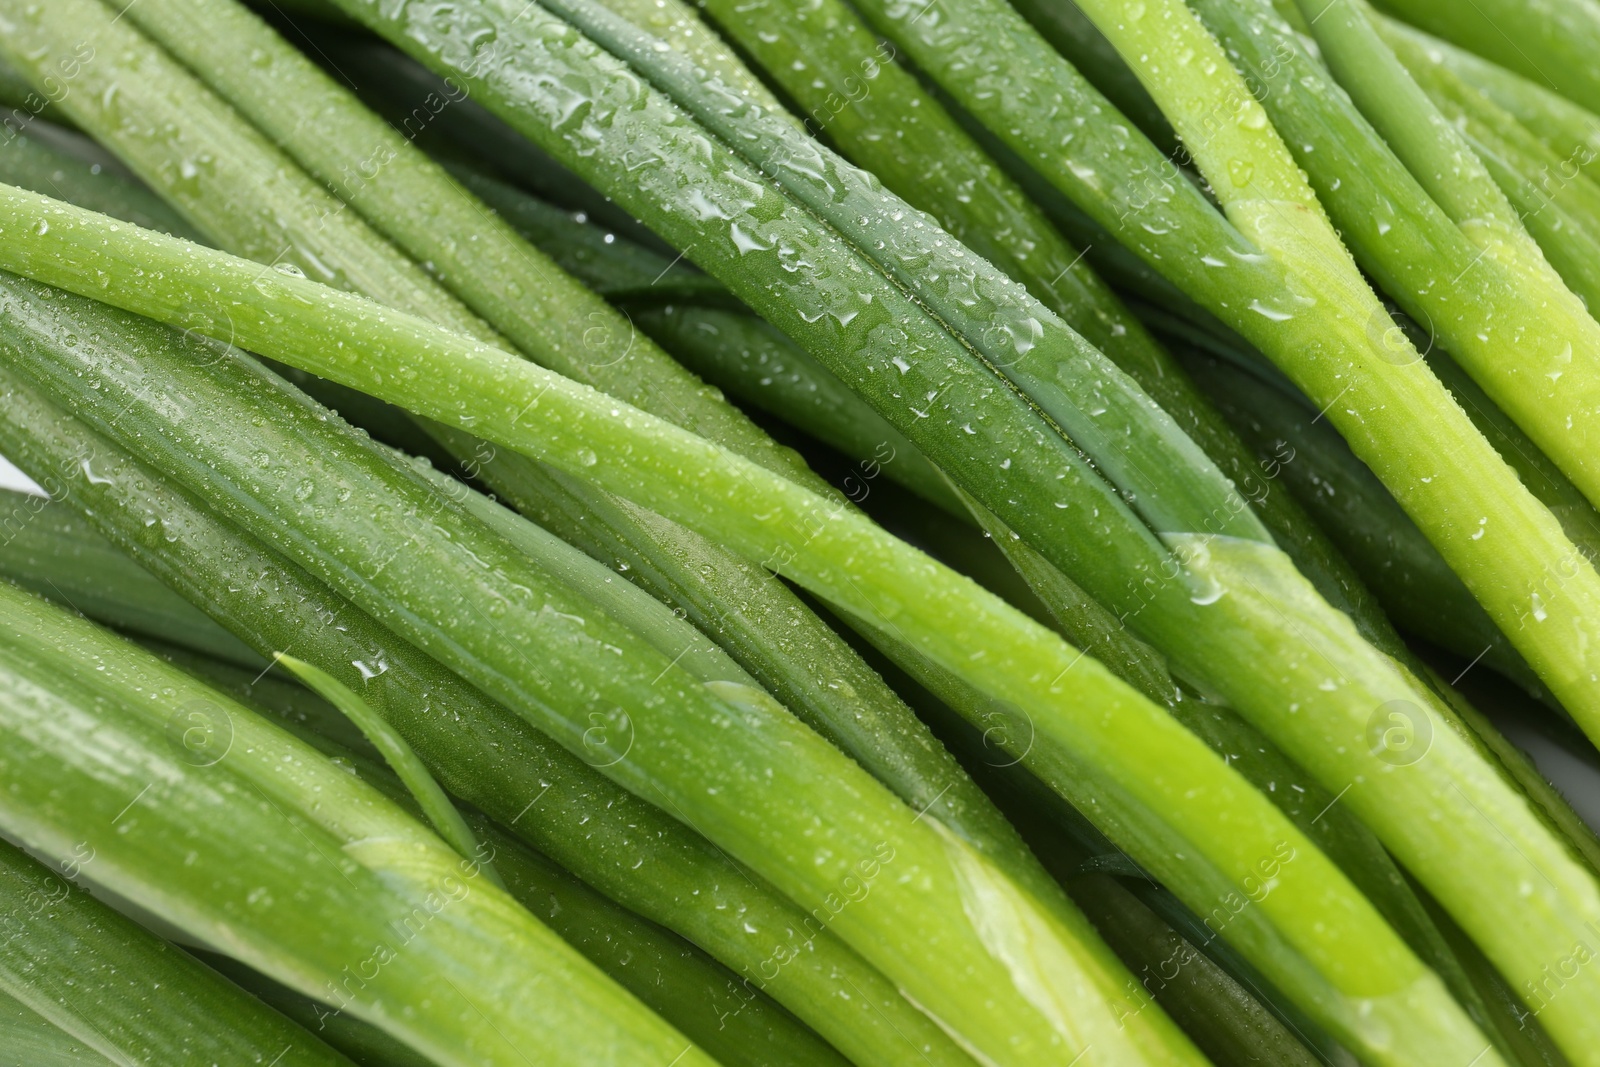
1372;0;1600;115
1073;1;1600;1055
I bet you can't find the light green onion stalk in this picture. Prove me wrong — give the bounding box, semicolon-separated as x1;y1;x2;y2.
1371;0;1600;115
230;673;848;1067
0;581;722;1067
0;836;354;1066
1374;20;1600;185
1196;0;1600;526
1375;16;1600;309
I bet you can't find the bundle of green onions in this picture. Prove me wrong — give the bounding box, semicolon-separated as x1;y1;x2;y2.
2;0;1600;1062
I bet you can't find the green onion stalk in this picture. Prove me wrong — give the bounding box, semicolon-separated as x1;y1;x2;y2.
1084;0;1600;1047
1176;354;1531;692
290;0;1600;1058
1187;0;1600;537
0;409;1307;1067
454;169;1186;696
1179;353;1600;871
0;359;950;1067
0;177;1530;1065
1372;19;1600;187
477;142;1556;1049
273;651;509;889
51;0;1028;889
447;165;729;306
0;581;725;1067
147;8;1377;1022
1004;0;1175;157
0;986;116;1067
624;0;1403;682
0;10;1031;1056
251;655;843;1067
9;0;1548;1055
448;165;961;510
1371;0;1600;117
0;836;355;1066
0;261;1223;1065
148;639;377;756
1374;16;1600;310
778;0;1600;715
192;953;439;1067
0;118;198;239
587;2;1562;1033
0;484;261;668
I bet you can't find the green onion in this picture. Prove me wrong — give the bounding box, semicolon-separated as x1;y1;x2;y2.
0;836;353;1065
796;0;1600;732
0;261;1205;1065
1376;17;1600;309
72;0;1021;876
283;0;1600;1055
1376;18;1600;182
534;0;1261;548
1179;354;1536;693
102;0;811;486
0;0;487;338
0;987;117;1067
192;954;441;1067
452;166;730;307
0;356;947;1067
0;64;960;1049
629;304;964;514
0;580;721;1067
0;486;261;668
1069;0;1600;1049
272;651;506;890
1192;0;1600;528
618;0;1402;658
0;118;198;240
245;688;851;1067
1372;0;1600;115
0;183;1516;1064
149;642;377;758
1066;872;1321;1067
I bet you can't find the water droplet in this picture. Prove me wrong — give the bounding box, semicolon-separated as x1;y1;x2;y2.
729;223;773;255
1247;299;1293;322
